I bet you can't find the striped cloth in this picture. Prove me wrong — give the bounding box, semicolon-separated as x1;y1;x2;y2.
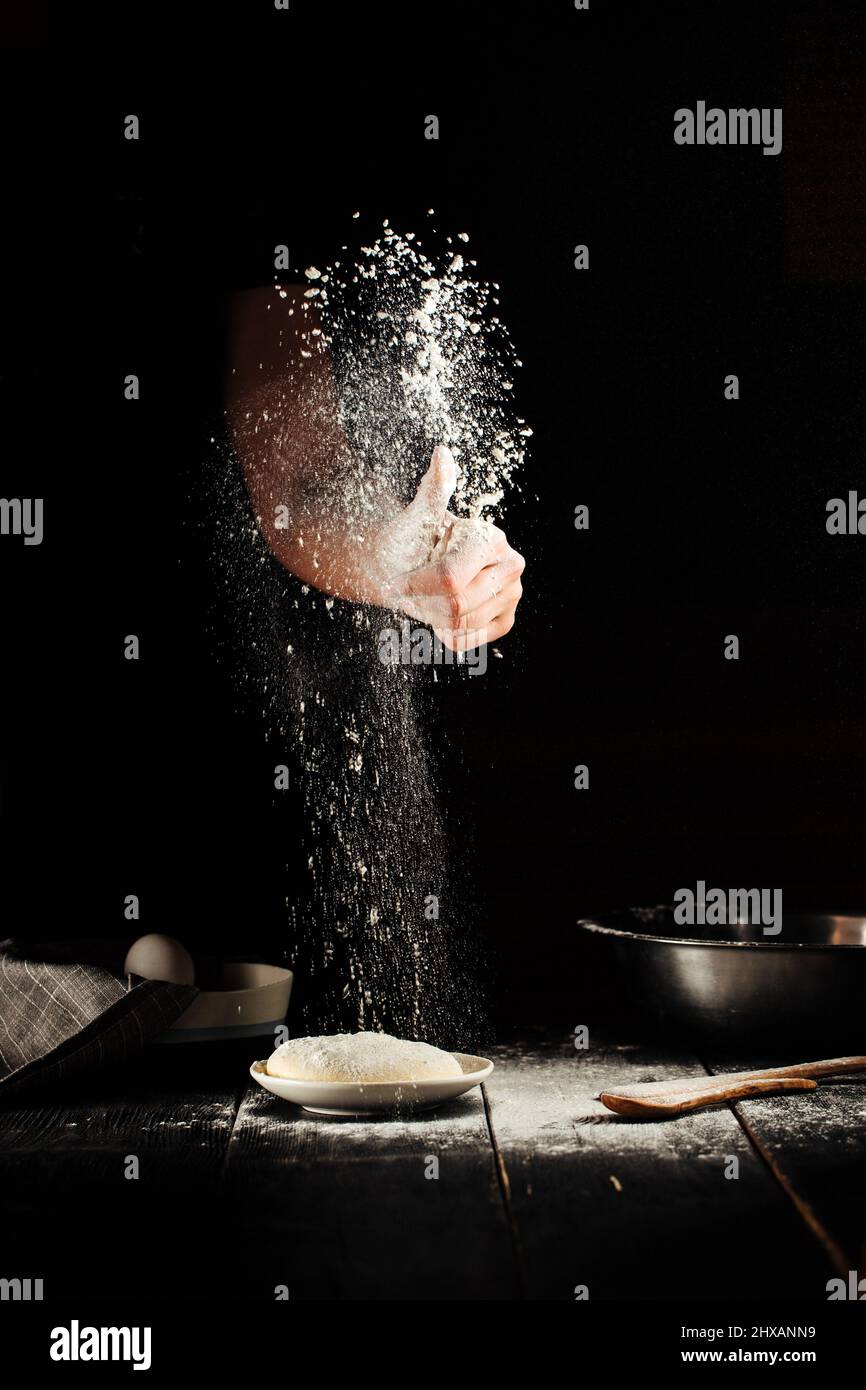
0;939;197;1102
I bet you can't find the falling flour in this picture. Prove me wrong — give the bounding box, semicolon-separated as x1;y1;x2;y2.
307;218;530;522
204;214;529;1048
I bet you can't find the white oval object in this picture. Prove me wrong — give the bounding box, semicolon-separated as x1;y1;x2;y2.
251;1051;493;1117
124;933;195;986
267;1031;464;1083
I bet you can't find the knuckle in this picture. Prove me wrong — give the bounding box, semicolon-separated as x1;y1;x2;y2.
448;590;467;624
438;561;460;595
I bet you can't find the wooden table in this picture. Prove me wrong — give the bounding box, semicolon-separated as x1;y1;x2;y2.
1;1030;863;1302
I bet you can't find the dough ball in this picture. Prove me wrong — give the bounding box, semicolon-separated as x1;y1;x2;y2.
266;1031;463;1083
124;933;195;986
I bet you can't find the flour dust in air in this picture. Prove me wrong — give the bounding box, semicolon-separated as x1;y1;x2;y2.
204;215;529;1049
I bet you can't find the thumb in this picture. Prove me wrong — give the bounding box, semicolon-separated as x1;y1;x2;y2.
405;445;457;527
379;446;459;591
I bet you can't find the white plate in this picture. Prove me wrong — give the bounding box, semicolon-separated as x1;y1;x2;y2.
249;1052;494;1116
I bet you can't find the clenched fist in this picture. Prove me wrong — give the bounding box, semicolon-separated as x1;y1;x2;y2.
376;446;526;651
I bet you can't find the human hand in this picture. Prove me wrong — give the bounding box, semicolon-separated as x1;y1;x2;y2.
377;446;525;651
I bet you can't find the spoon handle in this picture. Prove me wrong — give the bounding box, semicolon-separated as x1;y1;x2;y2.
599;1075;817;1117
598;1055;866;1118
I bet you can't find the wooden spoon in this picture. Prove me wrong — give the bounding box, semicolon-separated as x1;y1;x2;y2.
597;1055;866;1118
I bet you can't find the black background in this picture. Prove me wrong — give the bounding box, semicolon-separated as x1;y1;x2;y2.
1;1;864;1031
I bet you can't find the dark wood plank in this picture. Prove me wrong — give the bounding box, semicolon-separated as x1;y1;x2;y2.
3;1036;857;1304
483;1033;835;1300
0;1049;242;1301
223;1079;517;1300
704;1052;866;1286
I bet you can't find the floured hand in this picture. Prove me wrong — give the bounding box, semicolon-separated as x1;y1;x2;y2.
377;445;525;651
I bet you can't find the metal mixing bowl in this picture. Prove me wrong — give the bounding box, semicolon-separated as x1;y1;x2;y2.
578;909;866;1048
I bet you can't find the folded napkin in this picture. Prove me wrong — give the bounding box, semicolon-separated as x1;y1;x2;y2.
0;938;198;1102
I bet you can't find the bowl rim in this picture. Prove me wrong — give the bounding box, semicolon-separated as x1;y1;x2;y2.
199;962;293;993
577;914;866;952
